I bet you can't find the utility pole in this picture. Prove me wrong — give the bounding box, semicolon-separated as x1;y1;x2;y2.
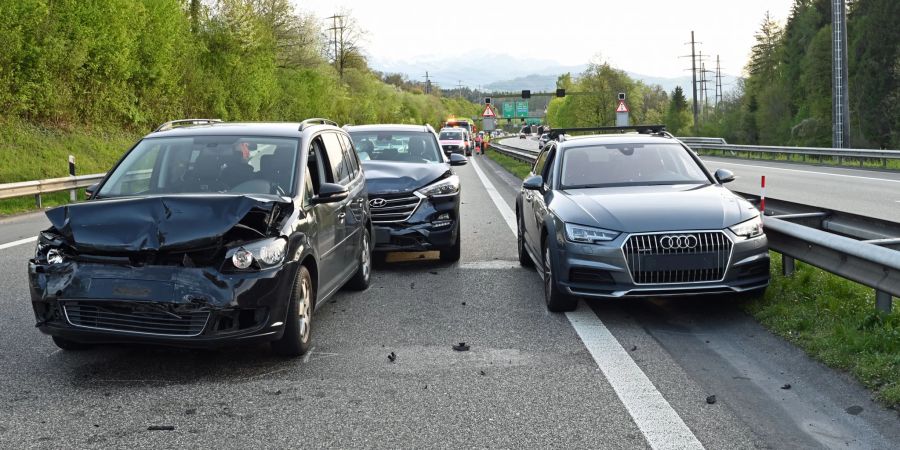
831;0;850;148
326;14;345;74
456;80;464;98
701;61;710;121
423;71;432;95
689;31;699;134
715;55;723;108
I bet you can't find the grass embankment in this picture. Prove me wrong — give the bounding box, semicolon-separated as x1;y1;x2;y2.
0;118;139;216
486;147;900;409
697;148;900;171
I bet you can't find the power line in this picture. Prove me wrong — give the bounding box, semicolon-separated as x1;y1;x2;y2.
687;31;700;133
715;55;723;108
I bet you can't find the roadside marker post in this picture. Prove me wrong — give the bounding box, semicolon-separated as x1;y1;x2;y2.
68;155;77;202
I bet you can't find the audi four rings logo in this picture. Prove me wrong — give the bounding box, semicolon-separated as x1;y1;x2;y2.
369;198;387;208
659;234;698;250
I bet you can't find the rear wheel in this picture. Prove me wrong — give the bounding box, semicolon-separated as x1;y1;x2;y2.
346;230;372;291
543;240;577;312
271;265;314;357
440;224;462;263
517;214;534;268
52;336;92;351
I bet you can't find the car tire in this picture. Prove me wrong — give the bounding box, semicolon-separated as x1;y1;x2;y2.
517;215;534;268
346;229;372;291
543;239;576;312
440;226;462;263
51;336;92;351
271;265;314;357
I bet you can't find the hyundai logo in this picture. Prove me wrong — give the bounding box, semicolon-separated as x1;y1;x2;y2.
659;234;698;250
369;198;387;208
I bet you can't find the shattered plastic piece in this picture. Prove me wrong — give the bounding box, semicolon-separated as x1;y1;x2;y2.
452;342;470;352
147;425;175;431
479;370;486;376
461;302;466;306
185;409;196;415
781;384;791;390
629;345;637;351
845;405;863;415
706;395;717;405
388;352;396;362
429;271;438;275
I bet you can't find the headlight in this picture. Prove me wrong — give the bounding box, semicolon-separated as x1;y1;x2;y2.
226;237;287;270
565;223;620;243
34;233;66;264
729;216;764;239
416;175;460;197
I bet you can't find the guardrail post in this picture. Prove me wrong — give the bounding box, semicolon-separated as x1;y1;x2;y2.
34;193;42;208
68;155;76;202
782;254;795;276
875;291;893;313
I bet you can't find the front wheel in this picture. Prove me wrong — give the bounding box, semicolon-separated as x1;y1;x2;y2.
543;241;576;312
440;226;462;263
517;215;534;268
346;230;372;291
271;265;314;357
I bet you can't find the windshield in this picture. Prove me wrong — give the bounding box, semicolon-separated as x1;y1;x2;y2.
560;143;711;188
439;130;463;140
349;131;443;163
98;136;298;197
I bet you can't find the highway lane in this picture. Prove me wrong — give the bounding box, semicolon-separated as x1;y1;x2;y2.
498;137;900;223
1;158;899;447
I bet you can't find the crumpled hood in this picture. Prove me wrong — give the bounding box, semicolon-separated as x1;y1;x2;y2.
553;184;757;232
45;194;289;253
361;160;449;194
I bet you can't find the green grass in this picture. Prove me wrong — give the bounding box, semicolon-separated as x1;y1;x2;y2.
746;254;900;409
0;118;139;216
485;149;532;179
697;148;900;171
483;149;900;409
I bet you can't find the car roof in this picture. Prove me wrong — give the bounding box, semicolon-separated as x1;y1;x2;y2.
147;122;337;138
345;124;432;133
558;133;677;148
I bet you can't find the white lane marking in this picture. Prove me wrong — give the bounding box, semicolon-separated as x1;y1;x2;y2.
469;157;703;449
707;160;900;184
459;260;522;270
0;236;37;251
567;304;704;449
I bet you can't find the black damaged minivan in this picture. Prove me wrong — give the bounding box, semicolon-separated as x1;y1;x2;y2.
29;119;372;357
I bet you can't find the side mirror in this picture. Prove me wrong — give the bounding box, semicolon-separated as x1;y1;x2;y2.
85;183;99;199
523;175;544;191
449;153;468;166
714;168;735;184
312;182;349;204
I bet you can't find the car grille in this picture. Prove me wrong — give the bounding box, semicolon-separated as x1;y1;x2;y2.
369;193;422;223
622;231;732;284
63;301;209;336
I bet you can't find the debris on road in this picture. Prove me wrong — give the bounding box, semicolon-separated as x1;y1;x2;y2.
461;302;466;306
781;384;791;390
629;345;637;351
184;409;196;415
479;370;486;376
388;352;397;362
706;395;717;405
846;405;863;415
147;425;175;431
452;342;470;352
429;271;438;275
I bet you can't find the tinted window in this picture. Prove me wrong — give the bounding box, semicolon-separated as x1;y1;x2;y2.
350;131;443;164
98;136;298;197
338;133;359;177
322;132;350;184
560;143;710;188
533;148;550;175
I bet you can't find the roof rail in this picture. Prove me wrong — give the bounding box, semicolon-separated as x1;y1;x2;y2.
154;119;222;132
299;118;338;131
548;125;667;140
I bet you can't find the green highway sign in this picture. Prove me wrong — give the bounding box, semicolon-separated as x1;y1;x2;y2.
515;101;528;117
502;102;514;118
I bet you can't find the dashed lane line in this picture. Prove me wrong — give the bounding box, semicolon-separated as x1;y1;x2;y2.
0;236;37;251
469;157;704;450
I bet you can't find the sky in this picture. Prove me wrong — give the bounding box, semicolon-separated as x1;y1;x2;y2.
294;0;795;79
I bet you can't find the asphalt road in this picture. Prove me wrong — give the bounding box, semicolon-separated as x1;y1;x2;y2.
1;156;899;448
499;137;900;223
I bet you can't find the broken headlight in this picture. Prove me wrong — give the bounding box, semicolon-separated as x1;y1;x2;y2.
225;237;287;271
34;232;67;264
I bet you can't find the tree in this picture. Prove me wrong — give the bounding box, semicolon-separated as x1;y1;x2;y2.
326;11;366;79
665;87;692;135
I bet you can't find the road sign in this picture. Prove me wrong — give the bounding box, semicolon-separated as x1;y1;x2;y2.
482;117;496;131
502;102;514;118
616;100;629;113
515;101;528;117
481;104;495;117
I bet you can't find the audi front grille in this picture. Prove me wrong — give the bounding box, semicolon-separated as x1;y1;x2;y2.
622;231;733;284
368;192;423;223
63;301;209;337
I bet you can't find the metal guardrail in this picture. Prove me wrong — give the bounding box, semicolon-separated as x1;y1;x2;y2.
689;143;900;167
489;141;897;312
0;173;104;205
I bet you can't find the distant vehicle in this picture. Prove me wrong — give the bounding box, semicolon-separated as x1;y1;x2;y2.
516;127;769;312
29;119;373;356
346;124;467;262
439;128;468;156
538;133;551;149
462;129;473;156
519;126;531;139
444;118;476;136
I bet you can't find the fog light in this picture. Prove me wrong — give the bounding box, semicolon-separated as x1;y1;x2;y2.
232;248;254;269
436;213;450;220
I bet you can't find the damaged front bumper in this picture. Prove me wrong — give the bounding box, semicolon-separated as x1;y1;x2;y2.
28;259;297;347
371;193;460;252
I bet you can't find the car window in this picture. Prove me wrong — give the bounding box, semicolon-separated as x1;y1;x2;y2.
338;133;359;178
322;132;351;185
560;143;711;188
542;148;556;186
349;131;443;164
533;147;550;175
439;131;463;140
97;136;298;197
